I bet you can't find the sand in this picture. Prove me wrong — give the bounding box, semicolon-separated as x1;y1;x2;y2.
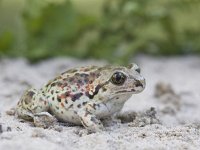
0;56;200;150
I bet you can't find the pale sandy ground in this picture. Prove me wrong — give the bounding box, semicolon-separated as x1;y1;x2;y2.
0;56;200;150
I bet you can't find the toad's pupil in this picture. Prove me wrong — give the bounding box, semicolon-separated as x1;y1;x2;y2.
115;73;122;81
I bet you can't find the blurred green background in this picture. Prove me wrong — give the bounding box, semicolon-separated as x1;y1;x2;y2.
0;0;200;64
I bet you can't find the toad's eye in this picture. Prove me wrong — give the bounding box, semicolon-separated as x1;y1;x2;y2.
111;72;127;86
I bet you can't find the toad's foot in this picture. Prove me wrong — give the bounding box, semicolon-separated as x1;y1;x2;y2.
78;110;105;133
33;112;57;128
6;108;16;116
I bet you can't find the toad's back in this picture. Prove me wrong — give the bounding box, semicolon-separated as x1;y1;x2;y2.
42;66;103;124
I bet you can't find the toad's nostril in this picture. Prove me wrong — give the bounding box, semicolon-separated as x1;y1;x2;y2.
135;80;143;87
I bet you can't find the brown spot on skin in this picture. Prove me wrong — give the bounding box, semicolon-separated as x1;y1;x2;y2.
85;91;92;99
90;72;95;77
71;93;83;102
83;68;90;72
77;104;81;108
84;110;90;117
51;83;56;87
59;93;67;99
51;90;54;95
69;78;74;82
93;103;98;108
57;97;61;102
88;103;96;110
85;84;101;99
84;78;89;84
65;104;73;110
131;89;136;92
96;104;100;108
80;73;89;78
54;76;62;80
45;82;51;88
74;111;77;114
65;100;68;104
80;118;88;127
127;64;133;69
75;73;80;76
78;80;82;84
82;102;87;105
90;116;97;123
85;81;109;99
102;87;107;92
61;103;64;107
52;97;55;101
64;82;69;87
85;85;90;91
57;82;62;87
28;91;35;97
65;92;70;97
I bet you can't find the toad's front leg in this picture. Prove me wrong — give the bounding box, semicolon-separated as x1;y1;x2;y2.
78;103;104;133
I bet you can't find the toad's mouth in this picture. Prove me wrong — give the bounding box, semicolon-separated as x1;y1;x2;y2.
115;88;143;94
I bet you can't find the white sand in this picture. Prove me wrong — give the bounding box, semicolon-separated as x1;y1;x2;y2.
0;56;200;150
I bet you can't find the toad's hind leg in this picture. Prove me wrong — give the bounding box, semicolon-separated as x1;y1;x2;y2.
16;88;56;128
16;88;38;120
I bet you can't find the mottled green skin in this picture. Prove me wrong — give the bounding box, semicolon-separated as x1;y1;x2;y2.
16;63;145;132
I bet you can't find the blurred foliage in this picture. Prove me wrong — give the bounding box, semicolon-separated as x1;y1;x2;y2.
0;0;200;63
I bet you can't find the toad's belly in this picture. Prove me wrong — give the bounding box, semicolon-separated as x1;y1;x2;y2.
50;104;81;125
48;96;129;124
49;107;81;125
